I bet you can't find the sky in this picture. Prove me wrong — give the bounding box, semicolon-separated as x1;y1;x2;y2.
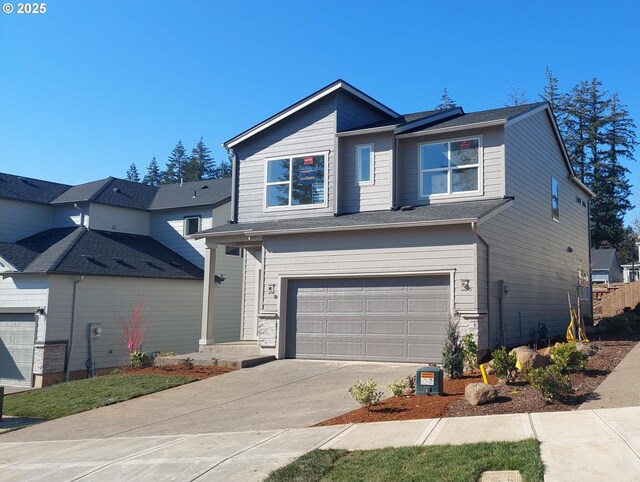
1;0;639;223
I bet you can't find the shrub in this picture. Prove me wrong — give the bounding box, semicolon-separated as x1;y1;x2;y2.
388;377;408;396
129;351;149;369
527;366;573;403
606;314;636;334
349;379;383;410
462;333;479;372
550;343;587;373
405;375;416;392
181;357;194;370
491;347;518;383
442;318;464;378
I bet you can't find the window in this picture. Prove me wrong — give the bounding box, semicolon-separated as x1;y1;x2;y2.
356;144;373;184
265;153;326;208
552;177;559;221
225;246;241;256
183;216;201;236
419;138;480;197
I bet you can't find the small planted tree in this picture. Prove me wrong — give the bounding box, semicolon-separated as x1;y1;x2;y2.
116;297;149;368
442;317;464;378
527;366;573;403
462;333;479;372
491;347;518;383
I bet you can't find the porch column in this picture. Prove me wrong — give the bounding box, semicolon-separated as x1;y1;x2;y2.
199;243;217;346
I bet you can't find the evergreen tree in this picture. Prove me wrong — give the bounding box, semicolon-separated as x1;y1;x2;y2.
540;67;567;125
163;140;188;184
435;88;456;110
217;156;232;178
142;157;162;186
183;138;216;181
125;163;140;183
618;227;638;264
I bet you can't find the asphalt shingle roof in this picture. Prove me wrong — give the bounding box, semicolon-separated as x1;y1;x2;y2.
0;173;71;204
195;198;512;238
150;178;232;210
0;227;203;279
591;248;620;270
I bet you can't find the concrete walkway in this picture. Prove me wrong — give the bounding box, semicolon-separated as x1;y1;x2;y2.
579;341;640;410
1;407;639;481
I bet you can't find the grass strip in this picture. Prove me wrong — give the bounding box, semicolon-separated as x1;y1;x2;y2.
2;374;195;419
266;439;544;482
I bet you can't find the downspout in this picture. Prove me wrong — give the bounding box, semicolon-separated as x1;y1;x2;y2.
228;147;239;223
392;137;399;209
64;275;84;382
471;222;492;352
73;203;85;227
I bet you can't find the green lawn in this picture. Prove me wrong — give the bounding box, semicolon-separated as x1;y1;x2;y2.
266;439;544;482
2;374;196;419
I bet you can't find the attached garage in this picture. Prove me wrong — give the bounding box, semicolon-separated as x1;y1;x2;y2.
285;275;451;362
0;313;36;386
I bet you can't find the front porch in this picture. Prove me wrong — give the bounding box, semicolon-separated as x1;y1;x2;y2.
157;341;275;370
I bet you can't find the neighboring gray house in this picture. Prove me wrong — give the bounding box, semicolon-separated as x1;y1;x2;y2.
195;79;593;363
591;248;623;284
0;173;241;387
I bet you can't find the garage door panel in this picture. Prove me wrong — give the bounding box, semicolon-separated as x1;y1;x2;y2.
326;299;363;313
365;342;404;358
326;341;362;357
287;276;450;362
366;299;404;313
365;320;405;335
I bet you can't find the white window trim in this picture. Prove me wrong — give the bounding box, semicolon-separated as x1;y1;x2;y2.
355;143;374;186
263;151;329;212
552;177;560;222
183;216;201;236
417;135;484;199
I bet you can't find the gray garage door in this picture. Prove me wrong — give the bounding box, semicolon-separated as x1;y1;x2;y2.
286;276;450;362
0;313;36;387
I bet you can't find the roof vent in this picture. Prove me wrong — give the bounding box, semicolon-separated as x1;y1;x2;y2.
169;261;180;267
83;255;96;262
400;205;414;211
201;185;209;189
113;187;120;192
112;256;124;263
192;190;197;198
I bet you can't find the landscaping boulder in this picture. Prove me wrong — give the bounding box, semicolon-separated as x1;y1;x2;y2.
575;342;597;357
465;383;498;406
510;346;551;372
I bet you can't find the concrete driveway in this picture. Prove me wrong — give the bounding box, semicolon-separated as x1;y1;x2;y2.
1;359;422;442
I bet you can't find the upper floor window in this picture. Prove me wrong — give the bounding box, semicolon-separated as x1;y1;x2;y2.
183;216;201;236
356;144;373;184
419;138;481;197
265;153;326;209
225;245;242;256
552;177;559;221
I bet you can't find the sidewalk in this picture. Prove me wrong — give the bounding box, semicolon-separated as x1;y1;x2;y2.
1;407;639;481
579;341;640;410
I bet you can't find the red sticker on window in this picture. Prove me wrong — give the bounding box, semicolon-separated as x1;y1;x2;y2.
459;140;471;149
304;156;314;165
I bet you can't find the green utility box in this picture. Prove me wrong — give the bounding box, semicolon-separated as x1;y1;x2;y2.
416;366;443;395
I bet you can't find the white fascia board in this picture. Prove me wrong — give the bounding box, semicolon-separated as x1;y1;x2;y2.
225;81;398;149
394;107;464;135
395;120;505;138
336;125;396;137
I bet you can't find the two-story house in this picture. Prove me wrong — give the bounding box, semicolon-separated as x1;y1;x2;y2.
0;173;241;387
195;79;592;363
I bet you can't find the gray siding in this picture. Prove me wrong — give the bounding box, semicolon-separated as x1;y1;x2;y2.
89;204;150;235
0;274;48;309
339;132;393;213
336;91;390;131
234;95;337;222
0;199;52;241
45;275;203;372
241;248;261;341
260;224;476;312
478;110;591;348
397;126;505;207
52;204;85;228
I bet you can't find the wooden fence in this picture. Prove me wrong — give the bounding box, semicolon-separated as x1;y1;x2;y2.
600;281;640;318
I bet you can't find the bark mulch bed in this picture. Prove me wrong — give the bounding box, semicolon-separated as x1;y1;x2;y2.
316;336;638;427
125;364;234;380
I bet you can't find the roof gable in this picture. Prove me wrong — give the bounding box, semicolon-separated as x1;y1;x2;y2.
224;79;399;149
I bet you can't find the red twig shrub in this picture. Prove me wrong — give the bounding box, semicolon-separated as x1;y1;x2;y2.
116;298;148;353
